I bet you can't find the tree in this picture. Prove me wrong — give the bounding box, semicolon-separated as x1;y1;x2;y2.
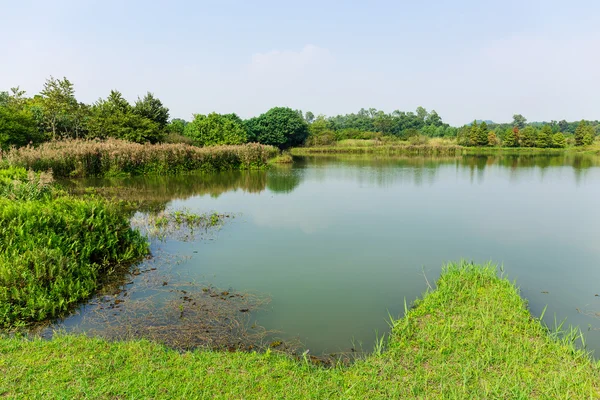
583;130;595;145
373;111;393;134
416;106;428;121
304;111;315;124
183;112;247;146
40;76;78;139
520;126;536;147
551;132;566;148
0;105;40;149
536;125;552;148
167;118;187;134
487;131;498;146
512;114;527;129
503;127;519;147
88;90;163;143
476;121;489;146
574;121;596;146
468;121;479;146
133;92;169;128
245;107;309;149
426;110;442;127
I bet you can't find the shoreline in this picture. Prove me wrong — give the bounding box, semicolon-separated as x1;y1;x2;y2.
2;262;599;398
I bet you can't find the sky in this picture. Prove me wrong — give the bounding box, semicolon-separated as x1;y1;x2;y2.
1;0;599;126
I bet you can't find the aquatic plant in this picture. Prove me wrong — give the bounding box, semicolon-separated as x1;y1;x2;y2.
0;196;148;327
2;139;279;178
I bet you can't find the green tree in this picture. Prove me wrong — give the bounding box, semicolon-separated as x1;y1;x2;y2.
467;121;479;146
574;120;587;146
373;111;393;135
133;92;169;129
476;121;489;146
184;112;247;146
427;110;443;127
503;127;519;147
304;111;315;124
487;131;498;146
512;114;527;129
583;130;595;145
0;105;40;149
166;118;187;134
88;90;163;143
40;76;78;139
551;132;566;148
536;125;552;148
416;106;428;122
520;126;536;147
245;107;309;149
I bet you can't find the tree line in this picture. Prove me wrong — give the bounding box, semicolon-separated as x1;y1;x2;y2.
1;77;598;150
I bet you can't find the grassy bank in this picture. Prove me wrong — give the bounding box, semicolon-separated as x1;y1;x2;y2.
0;167;148;328
291;139;600;157
1;139;279;178
2;262;599;398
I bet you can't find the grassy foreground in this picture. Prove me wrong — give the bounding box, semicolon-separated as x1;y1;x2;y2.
2;263;599;399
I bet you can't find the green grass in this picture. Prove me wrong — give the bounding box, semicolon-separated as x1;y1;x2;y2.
2;262;599;399
291;139;600;157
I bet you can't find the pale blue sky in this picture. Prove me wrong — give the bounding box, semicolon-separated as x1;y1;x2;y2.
1;0;599;125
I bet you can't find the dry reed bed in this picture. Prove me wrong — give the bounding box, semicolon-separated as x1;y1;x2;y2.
2;139;279;178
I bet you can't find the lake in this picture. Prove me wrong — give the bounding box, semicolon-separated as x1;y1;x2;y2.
54;154;600;356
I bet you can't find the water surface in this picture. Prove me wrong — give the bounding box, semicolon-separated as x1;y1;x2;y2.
57;154;600;355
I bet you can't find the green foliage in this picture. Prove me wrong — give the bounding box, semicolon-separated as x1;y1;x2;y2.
166;118;187;134
487;131;498;146
0;168;56;201
0;195;148;327
583;131;595;146
184;113;247;146
520;126;537;147
512;114;527;129
536;125;552;148
503;128;519;147
551;132;567;148
88;91;164;144
574;120;594;146
39;76;81;139
0;105;41;149
133;92;170;129
476;121;489;146
245;107;309;149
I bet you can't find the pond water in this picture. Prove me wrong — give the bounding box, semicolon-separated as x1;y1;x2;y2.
56;154;600;355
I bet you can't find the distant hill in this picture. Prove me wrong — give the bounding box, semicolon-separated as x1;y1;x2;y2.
466;120;495;126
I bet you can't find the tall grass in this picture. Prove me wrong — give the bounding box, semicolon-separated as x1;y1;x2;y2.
3;139;279;178
0;194;148;328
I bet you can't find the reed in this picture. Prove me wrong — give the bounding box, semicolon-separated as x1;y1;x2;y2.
3;139;279;178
